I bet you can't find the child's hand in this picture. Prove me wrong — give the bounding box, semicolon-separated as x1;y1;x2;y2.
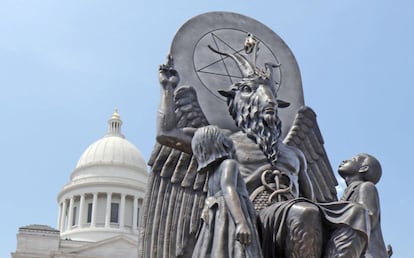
236;223;251;245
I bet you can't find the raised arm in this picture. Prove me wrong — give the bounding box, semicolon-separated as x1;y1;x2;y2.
157;55;179;132
156;55;195;153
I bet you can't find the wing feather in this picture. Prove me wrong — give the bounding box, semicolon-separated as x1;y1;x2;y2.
169;187;184;255
170;152;192;183
139;85;209;258
191;192;206;233
308;162;324;200
160;148;181;178
176;190;196;255
150;146;172;176
147;142;163;165
163;184;178;255
140;168;159;257
194;168;208;190
284;106;338;202
156;179;172;254
181;157;199;188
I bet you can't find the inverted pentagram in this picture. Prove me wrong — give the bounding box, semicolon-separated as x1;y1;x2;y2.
194;29;282;99
169;12;304;137
195;32;246;85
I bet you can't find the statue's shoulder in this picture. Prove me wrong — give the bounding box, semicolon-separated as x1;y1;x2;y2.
229;131;253;145
219;158;238;169
358;181;377;194
279;141;306;160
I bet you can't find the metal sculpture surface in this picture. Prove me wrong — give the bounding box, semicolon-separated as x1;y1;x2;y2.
139;12;388;258
168;12;304;138
191;125;263;258
338;154;389;258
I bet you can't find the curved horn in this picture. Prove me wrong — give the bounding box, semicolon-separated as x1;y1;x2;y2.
264;62;281;92
208;45;255;77
218;89;235;99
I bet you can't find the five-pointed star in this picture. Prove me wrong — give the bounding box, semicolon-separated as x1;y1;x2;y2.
196;32;246;85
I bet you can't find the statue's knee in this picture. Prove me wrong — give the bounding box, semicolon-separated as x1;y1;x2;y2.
289;202;320;222
287;202;322;238
285;203;323;257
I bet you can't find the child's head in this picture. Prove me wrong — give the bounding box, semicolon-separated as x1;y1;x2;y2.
192;125;234;171
338;153;382;184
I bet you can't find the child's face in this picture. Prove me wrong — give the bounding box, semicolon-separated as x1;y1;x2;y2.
338;155;365;176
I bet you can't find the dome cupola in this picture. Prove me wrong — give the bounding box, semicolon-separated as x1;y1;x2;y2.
106;108;124;137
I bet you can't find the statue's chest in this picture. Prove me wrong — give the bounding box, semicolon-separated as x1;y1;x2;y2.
231;133;270;172
274;145;300;176
231;132;300;176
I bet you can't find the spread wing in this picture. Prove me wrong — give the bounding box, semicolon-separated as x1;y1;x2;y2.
139;86;209;258
283;106;338;202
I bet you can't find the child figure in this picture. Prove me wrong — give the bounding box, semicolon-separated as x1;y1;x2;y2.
191;125;263;258
338;153;389;258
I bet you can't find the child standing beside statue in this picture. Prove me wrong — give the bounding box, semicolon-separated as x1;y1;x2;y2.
191;125;263;258
338;153;389;258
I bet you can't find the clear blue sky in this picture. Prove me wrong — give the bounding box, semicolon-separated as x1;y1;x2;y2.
1;1;412;257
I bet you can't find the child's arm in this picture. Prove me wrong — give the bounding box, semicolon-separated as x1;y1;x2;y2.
220;159;251;244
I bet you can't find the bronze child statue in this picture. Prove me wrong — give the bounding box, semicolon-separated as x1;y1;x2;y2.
191;125;263;258
339;153;389;258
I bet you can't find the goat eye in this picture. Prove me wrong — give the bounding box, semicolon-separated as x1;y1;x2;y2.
241;85;252;93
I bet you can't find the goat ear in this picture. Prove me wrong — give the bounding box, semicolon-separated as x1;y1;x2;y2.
277;99;290;108
218;89;235;99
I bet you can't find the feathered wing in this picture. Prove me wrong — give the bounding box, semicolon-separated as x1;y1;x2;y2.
139;86;209;258
283;106;338;202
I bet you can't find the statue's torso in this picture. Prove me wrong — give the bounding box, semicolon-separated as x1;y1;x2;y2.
230;131;300;200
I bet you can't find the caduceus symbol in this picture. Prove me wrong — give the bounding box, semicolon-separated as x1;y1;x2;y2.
261;169;294;203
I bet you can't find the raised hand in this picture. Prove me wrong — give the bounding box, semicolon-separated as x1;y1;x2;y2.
159;54;180;89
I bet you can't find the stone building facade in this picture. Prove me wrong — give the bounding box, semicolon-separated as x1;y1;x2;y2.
12;110;148;258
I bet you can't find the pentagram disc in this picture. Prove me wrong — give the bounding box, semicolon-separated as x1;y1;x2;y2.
170;11;304;137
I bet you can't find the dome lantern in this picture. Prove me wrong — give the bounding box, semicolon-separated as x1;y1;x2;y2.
106;108;124;138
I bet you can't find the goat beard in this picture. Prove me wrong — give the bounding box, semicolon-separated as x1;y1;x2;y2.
230;97;281;166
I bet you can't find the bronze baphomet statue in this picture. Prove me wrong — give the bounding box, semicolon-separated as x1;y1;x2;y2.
139;12;389;258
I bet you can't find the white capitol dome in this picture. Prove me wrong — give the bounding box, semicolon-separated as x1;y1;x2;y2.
75;136;146;171
75;111;147;173
57;110;148;242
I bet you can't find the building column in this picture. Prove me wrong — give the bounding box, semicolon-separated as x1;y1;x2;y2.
91;193;98;227
133;197;138;231
120;194;126;228
67;197;74;230
78;194;85;228
57;202;62;230
105;192;112;227
60;201;67;232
